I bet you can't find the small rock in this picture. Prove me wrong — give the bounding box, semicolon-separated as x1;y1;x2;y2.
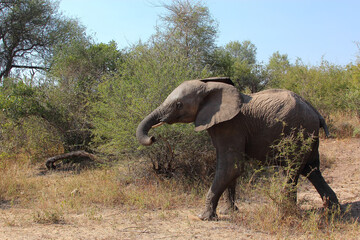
71;188;80;196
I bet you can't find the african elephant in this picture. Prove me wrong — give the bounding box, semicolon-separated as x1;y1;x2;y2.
136;77;339;220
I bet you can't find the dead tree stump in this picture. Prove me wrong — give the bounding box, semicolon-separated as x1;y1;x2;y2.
45;151;96;170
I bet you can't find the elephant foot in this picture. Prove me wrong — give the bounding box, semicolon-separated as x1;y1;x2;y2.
322;196;340;211
218;204;239;215
198;210;218;221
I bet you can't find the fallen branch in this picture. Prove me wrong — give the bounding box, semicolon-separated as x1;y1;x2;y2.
45;150;96;170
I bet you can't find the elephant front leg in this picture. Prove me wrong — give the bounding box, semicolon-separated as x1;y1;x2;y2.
200;129;245;221
199;188;220;220
199;165;241;220
280;171;300;214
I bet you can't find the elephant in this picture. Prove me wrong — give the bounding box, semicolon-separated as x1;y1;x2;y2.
136;77;339;220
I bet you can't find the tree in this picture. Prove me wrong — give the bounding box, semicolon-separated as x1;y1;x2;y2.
267;51;290;87
154;0;218;69
91;42;214;181
43;41;122;152
225;40;256;65
0;40;122;154
0;0;86;81
50;40;122;96
207;40;267;93
91;42;206;154
206;47;233;77
267;59;355;115
232;61;268;93
347;63;360;116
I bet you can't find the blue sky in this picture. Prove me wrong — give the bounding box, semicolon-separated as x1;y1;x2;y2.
59;0;360;66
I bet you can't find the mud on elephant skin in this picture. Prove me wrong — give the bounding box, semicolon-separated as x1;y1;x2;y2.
136;77;339;221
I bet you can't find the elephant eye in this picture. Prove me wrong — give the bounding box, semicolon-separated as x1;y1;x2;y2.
176;101;183;110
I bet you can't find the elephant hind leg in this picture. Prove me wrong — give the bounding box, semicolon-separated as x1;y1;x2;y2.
305;168;339;208
302;152;339;208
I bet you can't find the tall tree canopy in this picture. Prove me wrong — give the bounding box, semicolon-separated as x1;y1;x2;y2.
154;0;218;69
0;0;86;81
208;40;267;93
267;51;291;87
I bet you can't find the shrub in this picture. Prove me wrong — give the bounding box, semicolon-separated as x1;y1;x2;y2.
91;42;215;183
268;60;360;122
231;128;356;238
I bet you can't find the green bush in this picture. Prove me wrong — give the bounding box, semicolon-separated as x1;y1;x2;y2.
231;129;353;238
268;60;359;116
91;42;215;183
0;81;63;162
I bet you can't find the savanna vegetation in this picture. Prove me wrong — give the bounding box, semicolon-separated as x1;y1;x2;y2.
0;0;359;239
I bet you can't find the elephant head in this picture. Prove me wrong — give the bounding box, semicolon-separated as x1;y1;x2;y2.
136;77;243;146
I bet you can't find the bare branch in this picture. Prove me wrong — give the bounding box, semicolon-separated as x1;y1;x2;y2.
11;64;48;70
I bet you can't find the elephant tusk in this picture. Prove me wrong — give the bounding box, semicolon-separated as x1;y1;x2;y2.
152;122;165;128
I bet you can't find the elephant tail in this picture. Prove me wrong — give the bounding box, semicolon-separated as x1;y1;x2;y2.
307;104;330;138
299;95;330;138
309;104;330;138
319;116;330;138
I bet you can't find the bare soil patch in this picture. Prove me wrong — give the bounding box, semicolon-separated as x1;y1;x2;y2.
1;138;359;239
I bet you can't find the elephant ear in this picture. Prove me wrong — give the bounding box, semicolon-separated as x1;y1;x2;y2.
194;81;242;132
200;77;235;86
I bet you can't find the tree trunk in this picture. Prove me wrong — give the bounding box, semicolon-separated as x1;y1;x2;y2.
45;150;96;170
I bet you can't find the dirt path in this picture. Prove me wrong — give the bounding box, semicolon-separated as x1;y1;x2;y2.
1;208;272;240
1;139;359;239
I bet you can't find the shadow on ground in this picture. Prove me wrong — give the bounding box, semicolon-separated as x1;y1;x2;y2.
341;201;360;222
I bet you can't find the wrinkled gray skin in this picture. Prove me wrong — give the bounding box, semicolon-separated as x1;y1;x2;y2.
136;77;339;220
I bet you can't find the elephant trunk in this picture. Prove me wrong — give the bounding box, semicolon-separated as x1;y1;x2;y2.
136;108;163;146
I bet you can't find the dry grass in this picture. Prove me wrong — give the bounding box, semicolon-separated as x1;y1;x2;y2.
1;137;360;239
0;154;203;225
231;180;360;240
231;204;360;239
226;130;360;239
328;112;360;138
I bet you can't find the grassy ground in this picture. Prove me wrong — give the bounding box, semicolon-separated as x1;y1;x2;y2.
0;138;360;239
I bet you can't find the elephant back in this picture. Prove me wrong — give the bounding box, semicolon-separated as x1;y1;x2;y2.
246;89;320;135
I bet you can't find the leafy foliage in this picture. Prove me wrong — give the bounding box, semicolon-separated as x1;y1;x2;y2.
90;41;216;183
0;86;62;161
0;81;44;119
155;0;218;70
51;40;122;95
267;59;359;115
91;42;208;151
0;0;359;176
0;0;87;80
208;40;268;93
